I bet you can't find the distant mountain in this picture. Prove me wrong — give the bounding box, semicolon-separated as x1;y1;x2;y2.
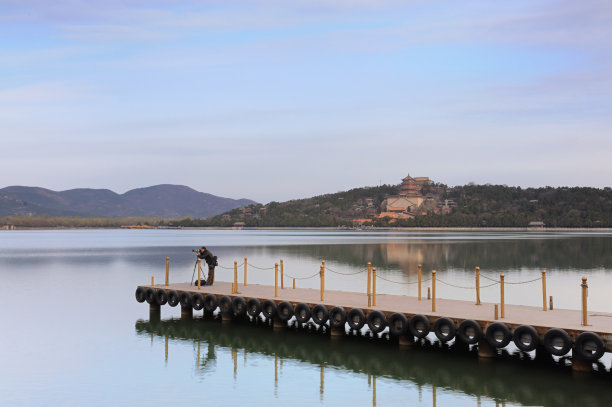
0;185;256;218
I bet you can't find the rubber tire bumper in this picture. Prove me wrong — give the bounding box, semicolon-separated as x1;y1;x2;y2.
247;298;261;318
457;319;482;345
329;307;347;329
543;328;572;356
218;295;232;314
367;311;387;334
312;304;329;325
179;292;191;308
486;322;511;348
167;290;180;307
145;288;156;304
408;314;430;339
262;300;277;319
347;308;366;331
277;301;294;322
574;332;605;361
232;296;247;316
135;287;147;303
512;325;539;352
192;293;204;311
294;303;311;324
433;317;456;342
388;313;408;336
203;294;217;313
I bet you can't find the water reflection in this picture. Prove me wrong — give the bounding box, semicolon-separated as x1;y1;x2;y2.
135;317;612;407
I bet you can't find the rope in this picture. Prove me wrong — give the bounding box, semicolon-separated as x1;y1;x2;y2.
325;266;367;276
285;271;320;280
479;273;542;285
247;263;275;270
218;262;245;270
437;278;499;290
375;275;432;285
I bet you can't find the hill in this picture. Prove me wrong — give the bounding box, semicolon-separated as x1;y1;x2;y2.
0;185;256;218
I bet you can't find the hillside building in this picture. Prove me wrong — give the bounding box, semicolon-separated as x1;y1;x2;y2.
382;174;430;216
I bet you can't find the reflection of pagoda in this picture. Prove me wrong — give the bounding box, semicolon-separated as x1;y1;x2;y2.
380;174;430;219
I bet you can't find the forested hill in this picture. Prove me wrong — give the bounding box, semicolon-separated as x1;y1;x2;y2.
186;184;611;228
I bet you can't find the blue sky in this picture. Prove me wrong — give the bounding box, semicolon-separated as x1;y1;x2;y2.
1;0;611;202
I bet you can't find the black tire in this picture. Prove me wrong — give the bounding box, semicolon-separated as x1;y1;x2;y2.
367;311;387;334
329;306;347;329
135;287;146;303
262;299;277;319
192;293;204;310
574;332;605;362
388;313;408;336
179;292;191;308
167;290;180;307
277;301;294;322
203;294;217;313
486;322;511;348
408;314;430;339
155;289;168;306
347;308;366;331
512;325;539;352
145;288;156;304
232;296;247;316
218;295;232;314
434;317;456;343
247;298;262;317
457;320;482;345
543;328;572;356
312;304;329;325
295;303;311;324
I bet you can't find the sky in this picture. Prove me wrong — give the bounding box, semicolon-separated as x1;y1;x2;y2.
1;0;611;203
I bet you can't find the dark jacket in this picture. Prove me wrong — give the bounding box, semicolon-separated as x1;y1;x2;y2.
198;249;217;268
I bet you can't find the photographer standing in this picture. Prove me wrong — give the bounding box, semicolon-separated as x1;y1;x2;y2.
196;246;218;286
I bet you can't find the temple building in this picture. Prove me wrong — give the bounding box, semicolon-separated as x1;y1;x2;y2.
380;174;430;217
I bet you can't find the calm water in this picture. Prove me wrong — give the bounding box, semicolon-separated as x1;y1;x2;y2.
1;229;612;406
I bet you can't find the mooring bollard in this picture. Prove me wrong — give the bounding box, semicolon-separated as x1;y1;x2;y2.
432;270;436;312
233;261;238;294
500;273;505;318
281;259;285;289
373;267;377;306
367;262;372;307
549;295;554;310
542;270;547;311
475;267;481;305
165;257;169;286
427;287;431;300
418;264;422;301
275;263;279;297
582;276;588;326
197;258;201;289
494;304;499;320
244;257;247;286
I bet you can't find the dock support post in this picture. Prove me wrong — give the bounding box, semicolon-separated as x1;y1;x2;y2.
181;306;193;319
372;267;377;306
367;262;372;307
431;270;436;312
418;264;422;300
149;303;160;321
399;335;415;346
233;261;238;294
275;263;279;297
281;259;284;289
165;257;169;286
542;270;547;311
197;259;201;290
273;319;285;330
478;339;495;358
500;274;505;318
330;326;344;337
244;258;248;286
475;267;480;305
582;276;588;326
572;348;592;373
222;312;234;323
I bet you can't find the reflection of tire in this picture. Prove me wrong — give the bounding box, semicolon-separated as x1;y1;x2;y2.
408;314;430;339
145;288;156;304
367;311;387;334
512;325;539;352
486;322;511;348
135;287;146;303
433;317;456;342
388;313;408;336
277;301;294;322
347;308;366;330
179;292;191;308
247;298;261;317
167;290;180;307
329;307;347;329
192;293;204;310
232;296;247;316
204;294;217;312
457;320;482;344
312;304;329;325
574;332;605;361
219;295;232;314
262;300;277;319
294;303;311;324
543;328;572;356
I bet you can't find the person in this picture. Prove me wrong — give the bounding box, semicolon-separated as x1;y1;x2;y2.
196;246;218;286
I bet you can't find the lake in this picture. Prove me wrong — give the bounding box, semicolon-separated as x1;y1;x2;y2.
1;229;611;406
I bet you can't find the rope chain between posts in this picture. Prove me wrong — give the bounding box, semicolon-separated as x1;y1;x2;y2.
246;263;275;270
285;271;320;280
325;266;367;276
479;273;542;285
437;278;500;290
376;274;432;285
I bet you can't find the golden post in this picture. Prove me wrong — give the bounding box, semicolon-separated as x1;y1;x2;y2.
165;257;169;286
197;258;201;289
151;276;154;286
367;262;372;307
475;267;481;305
233;261;238;294
275;263;279;297
320;265;324;301
541;270;547;311
500;273;505;318
373;267;377;306
418;264;422;300
244;257;247;286
582;276;588;326
293;278;296;289
281;259;284;289
432;270;436;312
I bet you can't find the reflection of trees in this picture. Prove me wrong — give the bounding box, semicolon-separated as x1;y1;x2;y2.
136;318;612;407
